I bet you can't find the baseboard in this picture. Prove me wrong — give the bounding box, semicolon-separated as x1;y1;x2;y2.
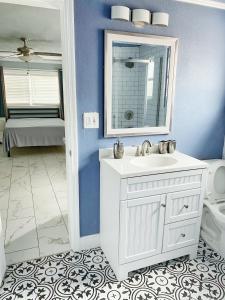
79;234;100;250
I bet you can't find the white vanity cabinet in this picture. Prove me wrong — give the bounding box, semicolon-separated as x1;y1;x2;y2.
100;154;207;281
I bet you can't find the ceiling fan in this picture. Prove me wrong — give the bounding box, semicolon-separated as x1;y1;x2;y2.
0;37;62;62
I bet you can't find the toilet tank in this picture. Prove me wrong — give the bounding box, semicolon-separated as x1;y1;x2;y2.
203;159;225;203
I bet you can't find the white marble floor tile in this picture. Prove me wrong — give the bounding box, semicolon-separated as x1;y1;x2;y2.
10;172;30;185
1;146;68;263
35;202;65;230
10;175;31;198
6;247;40;265
55;190;67;199
0;162;12;176
32;188;56;208
5;217;38;253
38;224;70;257
12;157;29;168
29;164;46;176
28;156;44;166
0;177;11;191
10;174;32;200
0;209;7;239
57;196;68;214
8;198;34;220
51;181;67;193
10;187;32;200
30;174;51;189
11;166;29;180
62;213;68;230
0;189;10;210
9;188;33;201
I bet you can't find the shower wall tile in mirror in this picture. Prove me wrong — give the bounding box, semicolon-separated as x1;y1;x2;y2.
112;43;168;129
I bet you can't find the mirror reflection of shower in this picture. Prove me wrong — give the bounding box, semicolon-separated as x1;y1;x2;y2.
112;42;170;129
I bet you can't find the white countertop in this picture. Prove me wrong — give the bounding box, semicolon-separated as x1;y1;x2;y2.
100;151;208;178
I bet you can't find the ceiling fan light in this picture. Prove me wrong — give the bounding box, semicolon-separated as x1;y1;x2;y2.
18;55;32;62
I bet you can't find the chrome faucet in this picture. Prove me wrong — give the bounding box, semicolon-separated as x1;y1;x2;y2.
141;140;152;156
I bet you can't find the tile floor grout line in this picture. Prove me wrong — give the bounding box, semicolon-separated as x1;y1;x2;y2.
28;153;41;259
42;153;69;234
5;246;39;255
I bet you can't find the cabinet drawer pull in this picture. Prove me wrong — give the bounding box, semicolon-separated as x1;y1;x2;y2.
161;204;166;207
181;233;186;238
184;205;189;209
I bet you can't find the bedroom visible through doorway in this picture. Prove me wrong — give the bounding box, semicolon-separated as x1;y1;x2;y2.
0;3;70;264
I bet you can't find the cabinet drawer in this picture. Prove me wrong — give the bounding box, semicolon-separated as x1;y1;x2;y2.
163;218;200;252
121;169;205;200
165;189;203;224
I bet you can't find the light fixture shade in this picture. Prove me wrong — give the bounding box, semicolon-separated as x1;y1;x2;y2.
111;6;130;21
18;55;32;62
132;9;150;27
152;12;169;27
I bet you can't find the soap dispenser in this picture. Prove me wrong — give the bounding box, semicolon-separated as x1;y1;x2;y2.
113;139;124;159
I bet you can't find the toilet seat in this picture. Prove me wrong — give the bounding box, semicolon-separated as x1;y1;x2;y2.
204;159;225;203
201;159;225;258
204;200;225;229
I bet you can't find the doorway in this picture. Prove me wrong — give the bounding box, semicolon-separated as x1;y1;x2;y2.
0;0;79;272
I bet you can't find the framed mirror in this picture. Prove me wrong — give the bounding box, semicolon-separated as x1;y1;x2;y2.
104;30;178;137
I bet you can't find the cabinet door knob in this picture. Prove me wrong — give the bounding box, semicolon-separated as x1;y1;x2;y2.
161;203;166;207
181;233;186;238
184;205;189;209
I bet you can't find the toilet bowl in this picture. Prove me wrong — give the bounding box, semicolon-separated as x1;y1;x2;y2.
201;159;225;257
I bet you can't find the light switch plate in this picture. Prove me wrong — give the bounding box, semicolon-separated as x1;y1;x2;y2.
83;112;99;128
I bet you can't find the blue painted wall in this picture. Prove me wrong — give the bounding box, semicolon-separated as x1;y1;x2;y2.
75;0;225;236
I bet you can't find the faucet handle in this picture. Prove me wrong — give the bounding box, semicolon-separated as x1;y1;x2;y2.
135;146;141;157
146;146;150;155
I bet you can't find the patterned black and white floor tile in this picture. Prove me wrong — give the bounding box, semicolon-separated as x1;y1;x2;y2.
0;239;225;300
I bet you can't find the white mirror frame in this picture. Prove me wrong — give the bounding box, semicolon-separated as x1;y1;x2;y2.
104;30;179;137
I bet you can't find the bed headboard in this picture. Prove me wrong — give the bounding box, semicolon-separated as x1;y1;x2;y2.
7;108;60;119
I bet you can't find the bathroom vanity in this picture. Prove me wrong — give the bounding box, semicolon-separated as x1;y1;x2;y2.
100;151;207;280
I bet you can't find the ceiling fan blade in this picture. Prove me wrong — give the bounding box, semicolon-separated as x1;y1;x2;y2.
0;51;19;54
38;56;62;61
33;52;62;57
0;54;21;60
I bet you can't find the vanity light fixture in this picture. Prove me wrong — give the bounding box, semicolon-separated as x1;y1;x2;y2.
111;6;169;28
152;12;169;27
132;9;151;27
111;6;130;22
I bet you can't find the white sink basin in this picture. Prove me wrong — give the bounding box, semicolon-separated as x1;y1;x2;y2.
100;150;208;177
130;156;178;168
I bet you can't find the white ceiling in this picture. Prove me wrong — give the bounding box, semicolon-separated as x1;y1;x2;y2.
0;3;61;54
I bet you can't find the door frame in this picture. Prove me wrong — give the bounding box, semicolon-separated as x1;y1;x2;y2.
0;0;80;251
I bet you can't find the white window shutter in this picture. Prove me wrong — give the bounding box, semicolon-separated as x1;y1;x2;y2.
30;70;60;106
4;69;30;106
4;68;60;107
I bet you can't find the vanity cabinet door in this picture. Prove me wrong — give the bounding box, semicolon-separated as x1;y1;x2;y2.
119;195;166;264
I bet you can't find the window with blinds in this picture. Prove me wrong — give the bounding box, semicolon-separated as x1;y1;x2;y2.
4;69;60;107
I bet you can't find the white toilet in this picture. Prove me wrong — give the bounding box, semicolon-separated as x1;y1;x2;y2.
201;159;225;257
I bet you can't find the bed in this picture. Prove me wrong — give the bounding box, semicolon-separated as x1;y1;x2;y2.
3;118;65;156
